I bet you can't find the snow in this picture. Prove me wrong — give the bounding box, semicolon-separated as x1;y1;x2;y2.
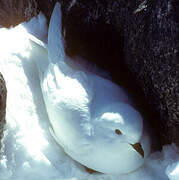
166;161;179;180
0;7;178;180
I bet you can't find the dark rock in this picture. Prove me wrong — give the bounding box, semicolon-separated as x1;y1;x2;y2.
0;0;38;27
0;73;7;143
123;0;179;146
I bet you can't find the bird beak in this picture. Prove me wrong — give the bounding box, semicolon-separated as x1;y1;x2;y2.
131;143;144;158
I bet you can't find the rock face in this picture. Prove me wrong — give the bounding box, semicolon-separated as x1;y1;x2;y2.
0;0;178;147
123;0;179;146
0;0;38;27
0;73;7;142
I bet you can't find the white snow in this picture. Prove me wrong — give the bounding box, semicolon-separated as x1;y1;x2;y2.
166;161;179;180
0;8;178;180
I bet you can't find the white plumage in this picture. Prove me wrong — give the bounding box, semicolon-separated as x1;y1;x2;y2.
29;2;150;174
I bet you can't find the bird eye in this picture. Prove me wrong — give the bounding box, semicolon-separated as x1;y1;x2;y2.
115;129;122;135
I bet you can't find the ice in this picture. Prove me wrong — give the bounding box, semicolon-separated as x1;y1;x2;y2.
0;6;178;180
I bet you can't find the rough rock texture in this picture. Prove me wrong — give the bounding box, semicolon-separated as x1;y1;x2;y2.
0;0;178;148
123;0;179;146
0;73;7;143
0;0;38;27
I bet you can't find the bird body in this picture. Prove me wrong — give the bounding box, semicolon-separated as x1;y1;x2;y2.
29;2;150;174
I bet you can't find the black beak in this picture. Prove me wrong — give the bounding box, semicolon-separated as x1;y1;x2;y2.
131;143;144;158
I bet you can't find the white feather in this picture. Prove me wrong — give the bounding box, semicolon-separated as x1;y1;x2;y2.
28;2;151;174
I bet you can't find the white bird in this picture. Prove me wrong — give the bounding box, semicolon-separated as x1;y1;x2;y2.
28;2;150;174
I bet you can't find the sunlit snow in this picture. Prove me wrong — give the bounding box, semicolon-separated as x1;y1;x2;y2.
0;12;178;180
166;162;179;180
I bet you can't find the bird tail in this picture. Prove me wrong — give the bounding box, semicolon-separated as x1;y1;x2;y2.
48;2;66;64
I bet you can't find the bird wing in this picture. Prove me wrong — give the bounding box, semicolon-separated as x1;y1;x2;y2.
42;64;94;149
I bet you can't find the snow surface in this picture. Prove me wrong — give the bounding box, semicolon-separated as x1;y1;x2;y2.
0;11;178;180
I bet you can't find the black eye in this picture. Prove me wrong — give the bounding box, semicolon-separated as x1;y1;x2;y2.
115;129;122;135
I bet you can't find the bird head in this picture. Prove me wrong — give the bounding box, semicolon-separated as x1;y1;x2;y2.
93;102;145;158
